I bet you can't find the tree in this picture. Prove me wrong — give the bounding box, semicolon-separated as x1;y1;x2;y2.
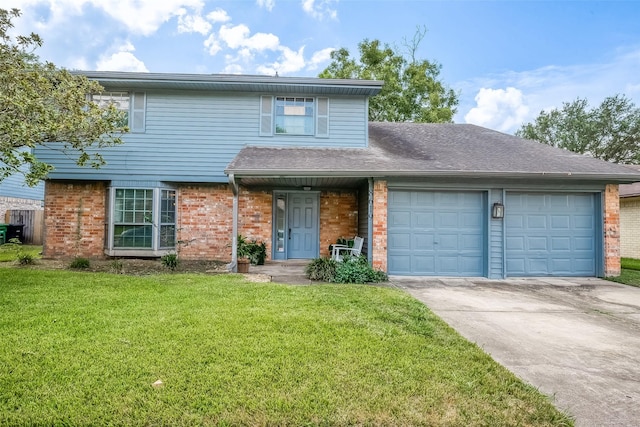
516;95;640;164
0;8;126;186
319;27;458;123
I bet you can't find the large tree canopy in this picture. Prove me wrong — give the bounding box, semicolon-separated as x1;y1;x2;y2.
0;8;126;186
319;28;458;123
516;95;640;164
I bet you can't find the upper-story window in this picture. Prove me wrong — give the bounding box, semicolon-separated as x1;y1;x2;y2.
93;91;146;133
275;97;314;135
261;95;328;138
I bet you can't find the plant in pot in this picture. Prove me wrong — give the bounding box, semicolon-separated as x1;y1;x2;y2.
236;234;251;273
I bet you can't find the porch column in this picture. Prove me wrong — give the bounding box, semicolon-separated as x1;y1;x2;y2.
604;184;621;277
372;179;388;272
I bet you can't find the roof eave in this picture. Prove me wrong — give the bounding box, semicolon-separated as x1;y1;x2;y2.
225;169;640;182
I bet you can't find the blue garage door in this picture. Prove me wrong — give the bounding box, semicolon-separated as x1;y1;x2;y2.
388;191;485;276
506;192;596;276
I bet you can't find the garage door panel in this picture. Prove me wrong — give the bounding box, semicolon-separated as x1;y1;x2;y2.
415;234;434;250
551;237;571;251
506;192;596;276
388;190;485;276
415;212;434;227
506;236;525;250
528;215;547;228
389;210;411;227
551;215;570;229
528;237;548;250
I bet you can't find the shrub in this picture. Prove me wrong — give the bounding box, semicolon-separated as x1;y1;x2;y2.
16;252;35;265
305;257;338;282
69;257;90;269
333;255;388;284
161;253;179;271
237;234;267;265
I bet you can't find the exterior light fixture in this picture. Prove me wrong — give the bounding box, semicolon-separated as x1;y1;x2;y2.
303;186;311;191
492;202;505;219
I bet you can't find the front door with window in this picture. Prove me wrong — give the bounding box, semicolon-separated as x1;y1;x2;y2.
273;192;319;260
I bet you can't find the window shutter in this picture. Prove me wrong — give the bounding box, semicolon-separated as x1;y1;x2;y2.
131;92;146;132
316;97;329;138
260;95;273;136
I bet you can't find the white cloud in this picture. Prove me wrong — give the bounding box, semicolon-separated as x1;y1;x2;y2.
177;9;212;35
464;87;529;133
204;34;223;56
206;8;231;24
96;42;149;72
458;46;640;133
257;46;307;75
256;0;275;12
301;0;338;20
218;24;279;51
308;47;335;70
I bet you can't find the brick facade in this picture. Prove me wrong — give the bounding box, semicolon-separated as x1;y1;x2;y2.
43;181;107;259
620;196;640;259
371;180;387;271
320;190;358;257
176;184;234;260
604;184;621;277
1;196;43;223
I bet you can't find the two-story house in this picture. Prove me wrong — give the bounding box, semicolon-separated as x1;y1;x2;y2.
36;71;640;278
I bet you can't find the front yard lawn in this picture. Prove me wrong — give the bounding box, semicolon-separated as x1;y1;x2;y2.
606;258;640;287
0;268;572;426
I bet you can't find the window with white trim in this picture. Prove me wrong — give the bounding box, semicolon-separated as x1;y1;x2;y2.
110;188;176;251
93;91;146;132
261;96;329;137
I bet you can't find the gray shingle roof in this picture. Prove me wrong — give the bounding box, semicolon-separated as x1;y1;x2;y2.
225;122;640;182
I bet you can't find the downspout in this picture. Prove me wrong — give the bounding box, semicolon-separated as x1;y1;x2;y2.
228;173;239;272
368;177;374;264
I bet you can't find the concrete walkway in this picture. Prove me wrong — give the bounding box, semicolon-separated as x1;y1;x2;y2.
393;277;640;427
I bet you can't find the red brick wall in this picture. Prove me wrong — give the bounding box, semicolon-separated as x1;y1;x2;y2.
320;190;358;257
604;184;621;277
371;180;387;271
43;181;107;259
238;188;272;257
177;184;234;260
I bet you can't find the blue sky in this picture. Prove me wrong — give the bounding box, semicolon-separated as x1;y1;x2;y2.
8;0;640;133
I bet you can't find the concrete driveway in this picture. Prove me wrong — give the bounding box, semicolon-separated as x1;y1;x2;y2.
392;277;640;427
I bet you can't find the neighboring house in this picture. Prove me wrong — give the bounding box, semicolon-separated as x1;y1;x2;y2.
35;71;640;278
619;181;640;259
0;172;44;222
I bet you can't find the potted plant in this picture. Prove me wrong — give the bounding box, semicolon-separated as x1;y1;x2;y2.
236;234;251;273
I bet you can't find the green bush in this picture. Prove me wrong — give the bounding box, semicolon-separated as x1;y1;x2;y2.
333;255;388;284
305;257;337;282
16;252;35;265
69;257;90;269
237;234;267;265
161;253;179;271
306;255;387;284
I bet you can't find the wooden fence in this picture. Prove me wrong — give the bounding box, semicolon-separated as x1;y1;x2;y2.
4;210;44;245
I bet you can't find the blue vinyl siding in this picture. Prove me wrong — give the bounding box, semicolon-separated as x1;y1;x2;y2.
388;190;486;276
488;189;504;279
505;192;597;276
35;91;369;182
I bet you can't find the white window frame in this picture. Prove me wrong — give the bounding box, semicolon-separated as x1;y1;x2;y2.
105;186;176;257
260;96;329;137
93;91;146;133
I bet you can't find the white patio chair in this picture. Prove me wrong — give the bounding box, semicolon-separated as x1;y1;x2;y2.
331;236;364;261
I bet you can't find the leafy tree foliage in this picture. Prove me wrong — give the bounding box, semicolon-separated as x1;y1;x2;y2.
319;27;458;123
516;95;640;164
0;8;126;186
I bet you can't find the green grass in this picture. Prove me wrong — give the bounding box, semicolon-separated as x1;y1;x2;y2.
0;268;572;426
0;244;41;262
605;258;640;287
